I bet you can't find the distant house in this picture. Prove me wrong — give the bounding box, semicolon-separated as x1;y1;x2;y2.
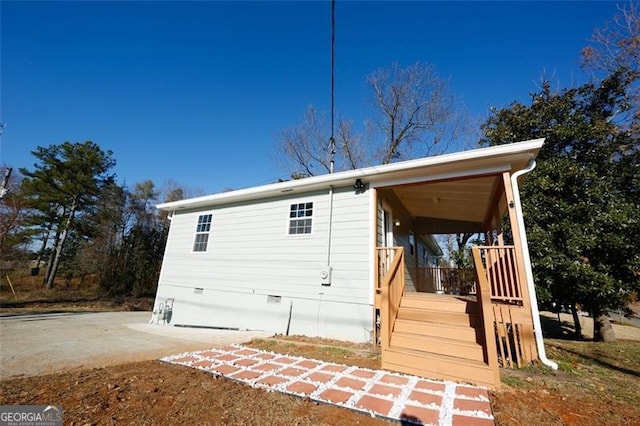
153;139;550;387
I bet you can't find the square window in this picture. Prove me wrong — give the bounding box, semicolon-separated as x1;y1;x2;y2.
288;202;313;235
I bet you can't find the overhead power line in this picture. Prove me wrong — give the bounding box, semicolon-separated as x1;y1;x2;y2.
328;0;336;174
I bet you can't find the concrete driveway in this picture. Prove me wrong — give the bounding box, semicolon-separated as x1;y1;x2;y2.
0;312;272;380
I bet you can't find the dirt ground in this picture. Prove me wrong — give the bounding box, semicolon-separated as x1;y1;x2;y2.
2;333;639;425
0;334;390;426
0;359;389;426
1;286;639;425
492;337;640;425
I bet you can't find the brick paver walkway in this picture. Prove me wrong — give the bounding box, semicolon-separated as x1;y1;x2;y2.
161;344;494;425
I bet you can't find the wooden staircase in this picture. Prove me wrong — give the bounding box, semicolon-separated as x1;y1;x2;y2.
382;292;499;388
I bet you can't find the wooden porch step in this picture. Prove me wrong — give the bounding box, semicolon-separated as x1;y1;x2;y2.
382;346;497;388
393;318;480;341
390;332;484;361
401;292;479;314
397;307;482;328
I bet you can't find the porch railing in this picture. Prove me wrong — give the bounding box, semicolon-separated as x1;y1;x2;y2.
472;245;536;368
376;247;405;350
471;246;501;385
416;267;476;295
476;245;523;304
376;247;395;292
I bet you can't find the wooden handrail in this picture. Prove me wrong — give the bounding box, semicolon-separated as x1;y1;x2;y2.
379;247;405;350
472;246;500;386
474;246;523;303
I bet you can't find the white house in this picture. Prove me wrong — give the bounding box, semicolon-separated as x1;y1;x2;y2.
153;139;550;387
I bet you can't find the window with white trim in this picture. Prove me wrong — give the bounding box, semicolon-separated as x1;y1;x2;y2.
193;214;212;252
288;202;313;235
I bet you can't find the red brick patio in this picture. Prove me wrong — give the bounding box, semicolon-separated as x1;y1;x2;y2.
161;345;494;425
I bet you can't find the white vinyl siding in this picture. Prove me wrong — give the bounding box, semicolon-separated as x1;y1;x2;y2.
420;240;440;267
155;186;373;341
378;196;418;290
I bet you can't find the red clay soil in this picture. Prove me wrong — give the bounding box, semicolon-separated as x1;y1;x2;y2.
0;360;390;425
491;386;639;425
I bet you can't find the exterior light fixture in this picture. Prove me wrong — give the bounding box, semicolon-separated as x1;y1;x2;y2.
354;178;366;193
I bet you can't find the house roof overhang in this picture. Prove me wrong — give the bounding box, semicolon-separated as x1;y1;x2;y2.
156;138;544;214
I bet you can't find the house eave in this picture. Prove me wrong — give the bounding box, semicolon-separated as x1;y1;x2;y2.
156;138;544;212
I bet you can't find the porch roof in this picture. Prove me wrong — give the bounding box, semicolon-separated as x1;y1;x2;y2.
382;174;510;234
157;139;544;213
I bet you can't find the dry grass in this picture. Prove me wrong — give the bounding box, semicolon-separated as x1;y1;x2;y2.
493;339;640;425
3;274;640;425
246;336;381;369
0;271;153;313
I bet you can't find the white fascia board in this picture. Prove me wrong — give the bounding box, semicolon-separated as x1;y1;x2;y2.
157;138;544;212
368;164;512;189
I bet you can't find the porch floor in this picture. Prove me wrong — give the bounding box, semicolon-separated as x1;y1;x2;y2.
407;291;477;302
161;344;494;425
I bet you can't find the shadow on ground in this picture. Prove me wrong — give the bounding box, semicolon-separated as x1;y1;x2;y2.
540;313;582;340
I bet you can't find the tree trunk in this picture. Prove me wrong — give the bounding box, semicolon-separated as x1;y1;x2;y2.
570;303;583;340
43;228;61;288
45;199;77;290
593;309;616;342
42;208;66;288
455;232;475;268
35;221;53;270
65;272;73;288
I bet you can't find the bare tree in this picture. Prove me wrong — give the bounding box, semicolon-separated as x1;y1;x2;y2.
367;62;459;163
274;105;370;177
275;62;469;177
0;168;29;263
0;167;12;200
158;179;204;224
337;118;370;170
581;2;640;129
582;2;640;76
275;106;331;178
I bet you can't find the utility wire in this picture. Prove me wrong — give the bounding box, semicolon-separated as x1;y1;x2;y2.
0;124;9;199
328;0;336;174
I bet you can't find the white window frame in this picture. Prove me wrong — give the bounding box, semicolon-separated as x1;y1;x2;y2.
382;202;394;247
193;213;213;252
288;201;314;235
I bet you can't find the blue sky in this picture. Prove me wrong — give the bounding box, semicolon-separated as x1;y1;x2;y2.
1;1;620;196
